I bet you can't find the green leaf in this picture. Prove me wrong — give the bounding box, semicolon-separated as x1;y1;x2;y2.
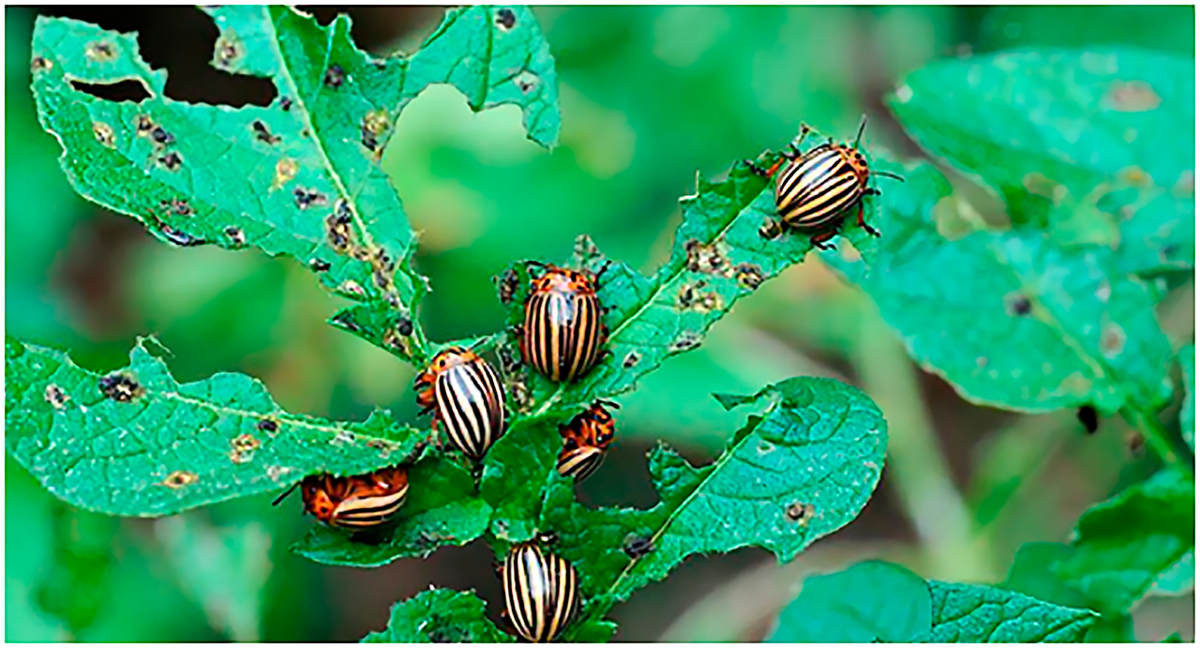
4;336;378;502
889;48;1195;278
31;6;560;366
155;515;271;641
482;138;888;539
361;589;512;643
1053;469;1195;614
766;560;932;642
1181;345;1194;452
32;504;119;636
1002;542;1088;609
539;377;887;613
291;457;490;568
919;580;1099;642
826;160;1174;417
1150;550;1194;597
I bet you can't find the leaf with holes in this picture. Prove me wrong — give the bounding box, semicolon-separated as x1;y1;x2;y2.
5;336;410;510
1052;469;1195;614
826;159;1175;420
890;49;1195;278
534;377;886;623
31;6;560;367
481;134;891;540
362;589;512;643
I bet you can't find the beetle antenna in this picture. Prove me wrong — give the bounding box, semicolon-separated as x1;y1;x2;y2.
598;398;621;410
874;170;905;182
853;115;868;150
272;481;300;507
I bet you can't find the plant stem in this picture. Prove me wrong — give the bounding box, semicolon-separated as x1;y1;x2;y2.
1120;405;1193;476
851;302;996;582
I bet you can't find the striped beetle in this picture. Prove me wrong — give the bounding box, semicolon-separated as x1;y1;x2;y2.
414;346;507;461
518;262;609;383
272;465;408;529
499;533;581;643
748;117;904;250
557;400;619;482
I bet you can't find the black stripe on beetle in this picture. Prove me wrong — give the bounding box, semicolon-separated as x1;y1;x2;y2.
501;539;581;643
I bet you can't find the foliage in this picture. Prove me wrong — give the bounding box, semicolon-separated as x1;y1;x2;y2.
767;560;1099;643
8;4;1196;643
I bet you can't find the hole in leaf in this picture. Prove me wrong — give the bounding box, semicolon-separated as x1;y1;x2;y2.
71;79;152;102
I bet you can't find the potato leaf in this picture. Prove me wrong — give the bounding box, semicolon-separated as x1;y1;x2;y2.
826;159;1175;419
361;589;511;643
919;580;1098;642
31;6;560;366
482;142;888;540
890;48;1195;279
539;377;887;620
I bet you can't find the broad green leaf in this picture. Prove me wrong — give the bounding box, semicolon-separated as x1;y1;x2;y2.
155;515;271;642
482;140;888;539
1181;345;1194;452
539;377;886;614
827;159;1175;417
1150;550;1195;597
31;6;560;366
361;589;512;643
919;580;1099;642
766;560;932;643
33;504;119;636
291;458;490;568
5;336;409;509
889;49;1195;278
1053;469;1195;613
1002;542;1088;609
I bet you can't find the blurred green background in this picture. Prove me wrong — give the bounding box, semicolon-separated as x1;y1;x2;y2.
5;5;1194;642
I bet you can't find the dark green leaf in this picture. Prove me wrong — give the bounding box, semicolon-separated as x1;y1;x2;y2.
540;377;886;612
827;160;1175;417
483;136;888;539
1002;542;1088;609
155;515;271;641
1181;345;1194;452
889;49;1194;278
33;504;119;635
766;560;932;643
920;580;1099;642
361;589;512;643
4;336;420;513
31;6;560;366
292;457;490;567
1053;469;1195;613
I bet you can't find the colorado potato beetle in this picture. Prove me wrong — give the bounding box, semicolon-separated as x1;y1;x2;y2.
414;346;507;460
748;116;904;250
519;262;609;383
557;400;619;482
272;465;408;529
500;533;581;643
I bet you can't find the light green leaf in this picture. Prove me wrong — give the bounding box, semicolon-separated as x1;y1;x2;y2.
361;589;512;643
292;458;490;568
1181;345;1194;452
31;6;560;366
155;515;271;642
539;377;887;615
1150;550;1194;597
889;48;1195;278
920;580;1099;642
827;160;1174;417
766;560;932;643
483;138;888;539
1053;469;1195;614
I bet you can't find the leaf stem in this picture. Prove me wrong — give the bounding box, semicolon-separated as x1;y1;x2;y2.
851;303;996;582
1119;405;1192;476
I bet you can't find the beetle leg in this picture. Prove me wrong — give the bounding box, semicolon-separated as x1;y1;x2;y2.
809;230;837;250
744;159;769;177
856;203;881;238
594;259;614;284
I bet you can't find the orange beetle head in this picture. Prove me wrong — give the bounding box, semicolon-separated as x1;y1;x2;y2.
301;478;338;522
428;346;478;375
530;264;596;296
